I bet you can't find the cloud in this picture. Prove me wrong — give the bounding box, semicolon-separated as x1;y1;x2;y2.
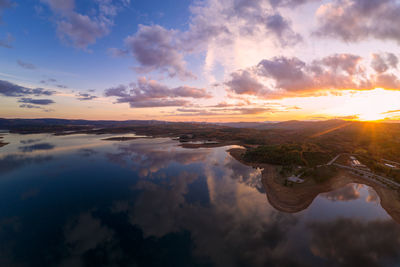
371;53;398;73
0;0;13;23
208;101;248;108
56;13;110;49
19;104;42;109
0;33;13;48
225;70;269;96
41;0;74;12
336;115;360;120
76;92;97;101
105;140;210;176
0;80;55;97
175;106;281;116
264;12;302;46
108;47;129;57
41;0;127;49
269;0;317;8
123;25;195;79
62;212;114;266
0;0;13;9
17;60;37;70
184;0;302;48
18;143;55;152
225;53;400;98
308;218;400;266
0;154;53;175
321;184;361;202
18;98;55;105
115;0;303;80
105;77;211;108
315;0;400;44
382;109;400;115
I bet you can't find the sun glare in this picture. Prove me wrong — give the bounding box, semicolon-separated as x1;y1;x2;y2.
323;88;400;121
357;111;386;121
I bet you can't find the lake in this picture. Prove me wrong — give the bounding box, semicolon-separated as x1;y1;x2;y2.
1;133;400;266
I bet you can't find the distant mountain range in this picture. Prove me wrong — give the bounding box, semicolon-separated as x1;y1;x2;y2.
0;118;396;133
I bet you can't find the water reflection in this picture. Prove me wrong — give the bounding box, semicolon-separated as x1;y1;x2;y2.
321;184;361;202
308;219;400;266
18;143;55;152
106;140;210;177
0;154;53;175
0;134;400;266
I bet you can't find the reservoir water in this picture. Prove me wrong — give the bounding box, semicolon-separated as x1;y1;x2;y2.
0;133;399;266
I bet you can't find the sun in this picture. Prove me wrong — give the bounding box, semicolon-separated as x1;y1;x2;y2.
322;88;400;122
357;111;385;121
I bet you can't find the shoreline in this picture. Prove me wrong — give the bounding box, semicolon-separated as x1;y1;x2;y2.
228;147;400;223
0;136;8;148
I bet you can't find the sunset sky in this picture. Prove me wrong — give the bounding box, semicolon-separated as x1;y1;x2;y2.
1;0;400;122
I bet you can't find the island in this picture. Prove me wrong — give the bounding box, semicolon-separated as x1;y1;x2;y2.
0;136;8;148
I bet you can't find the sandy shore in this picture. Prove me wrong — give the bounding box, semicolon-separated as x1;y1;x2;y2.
180;140;239;149
228;147;400;223
101;136;152;141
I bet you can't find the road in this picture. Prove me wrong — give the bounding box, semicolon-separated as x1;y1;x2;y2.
327;153;342;165
333;163;400;189
326;153;400;189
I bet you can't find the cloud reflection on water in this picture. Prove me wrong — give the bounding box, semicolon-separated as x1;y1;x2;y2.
0;135;399;266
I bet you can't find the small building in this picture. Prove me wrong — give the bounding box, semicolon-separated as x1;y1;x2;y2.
350;156;370;171
385;163;397;168
287;175;304;184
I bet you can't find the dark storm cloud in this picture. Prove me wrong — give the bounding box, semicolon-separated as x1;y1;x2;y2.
105;77;211;108
0;80;55;97
18;98;55;105
17;60;37;70
315;0;400;44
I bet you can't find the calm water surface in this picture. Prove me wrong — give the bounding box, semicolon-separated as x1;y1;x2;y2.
0;133;400;266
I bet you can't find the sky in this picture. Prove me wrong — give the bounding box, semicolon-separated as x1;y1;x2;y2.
1;0;400;122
